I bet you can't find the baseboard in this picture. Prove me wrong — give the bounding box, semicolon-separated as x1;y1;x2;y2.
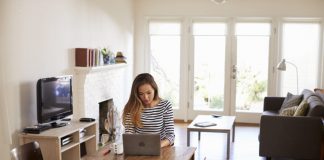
174;119;259;127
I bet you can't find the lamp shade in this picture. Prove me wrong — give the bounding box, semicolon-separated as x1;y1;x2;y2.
277;58;299;94
277;59;286;71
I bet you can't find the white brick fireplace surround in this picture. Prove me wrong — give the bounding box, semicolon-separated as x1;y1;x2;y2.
72;64;128;121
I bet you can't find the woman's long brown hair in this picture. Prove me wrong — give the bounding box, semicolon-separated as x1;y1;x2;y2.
122;73;160;127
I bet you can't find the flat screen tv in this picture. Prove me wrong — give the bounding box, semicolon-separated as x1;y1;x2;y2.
37;75;73;127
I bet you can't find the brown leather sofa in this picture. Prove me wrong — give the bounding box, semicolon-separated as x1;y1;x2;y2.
259;89;324;160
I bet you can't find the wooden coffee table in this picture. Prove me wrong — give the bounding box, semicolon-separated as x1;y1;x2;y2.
187;115;236;159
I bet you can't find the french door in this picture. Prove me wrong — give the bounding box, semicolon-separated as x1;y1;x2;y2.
232;21;271;122
148;18;272;123
187;20;271;123
187;20;230;120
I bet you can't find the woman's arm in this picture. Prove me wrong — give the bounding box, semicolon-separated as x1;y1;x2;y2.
123;113;135;133
162;100;175;147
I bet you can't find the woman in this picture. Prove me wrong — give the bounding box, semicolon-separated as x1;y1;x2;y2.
122;73;175;147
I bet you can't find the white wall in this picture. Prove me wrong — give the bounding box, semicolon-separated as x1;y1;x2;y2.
0;0;134;159
134;0;324;73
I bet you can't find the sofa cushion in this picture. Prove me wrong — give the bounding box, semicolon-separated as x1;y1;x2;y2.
306;95;324;117
293;100;309;116
302;89;315;100
279;92;303;113
280;106;298;116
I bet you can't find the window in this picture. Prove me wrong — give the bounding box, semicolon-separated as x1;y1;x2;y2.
280;21;321;95
235;22;271;112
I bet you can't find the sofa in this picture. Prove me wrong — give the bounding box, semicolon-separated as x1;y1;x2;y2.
259;89;324;160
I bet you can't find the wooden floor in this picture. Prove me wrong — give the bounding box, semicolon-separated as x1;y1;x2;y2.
174;122;265;160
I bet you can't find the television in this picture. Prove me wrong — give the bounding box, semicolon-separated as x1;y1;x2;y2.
37;75;73;127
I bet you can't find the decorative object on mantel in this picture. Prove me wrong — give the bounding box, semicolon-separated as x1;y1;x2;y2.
101;48;109;65
115;51;127;63
101;48;116;65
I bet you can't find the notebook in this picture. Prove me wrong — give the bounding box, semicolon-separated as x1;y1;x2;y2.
122;133;161;156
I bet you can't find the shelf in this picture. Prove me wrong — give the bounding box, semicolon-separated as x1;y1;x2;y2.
61;142;79;152
74;63;127;74
80;134;95;143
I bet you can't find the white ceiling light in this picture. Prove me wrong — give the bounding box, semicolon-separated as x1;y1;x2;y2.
210;0;227;4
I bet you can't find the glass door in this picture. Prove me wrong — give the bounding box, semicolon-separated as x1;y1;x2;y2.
187;20;229;120
232;22;271;122
187;20;271;123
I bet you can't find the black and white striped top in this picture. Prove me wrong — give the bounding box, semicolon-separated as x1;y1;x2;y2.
124;99;175;145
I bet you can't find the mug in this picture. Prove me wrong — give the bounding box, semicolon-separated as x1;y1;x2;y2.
112;142;123;154
101;134;109;145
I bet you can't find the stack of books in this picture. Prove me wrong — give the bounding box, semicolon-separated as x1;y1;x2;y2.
75;48;104;67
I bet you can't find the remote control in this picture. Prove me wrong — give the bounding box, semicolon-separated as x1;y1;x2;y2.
79;118;95;122
211;114;222;118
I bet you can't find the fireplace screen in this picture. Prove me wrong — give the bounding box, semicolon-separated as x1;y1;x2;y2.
99;99;121;145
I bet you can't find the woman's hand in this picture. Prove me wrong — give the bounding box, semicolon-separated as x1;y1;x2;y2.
160;139;171;148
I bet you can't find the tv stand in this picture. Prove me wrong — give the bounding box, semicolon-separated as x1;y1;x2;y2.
51;122;67;128
19;121;97;160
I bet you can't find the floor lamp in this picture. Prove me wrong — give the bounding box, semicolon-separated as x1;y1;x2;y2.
277;59;299;94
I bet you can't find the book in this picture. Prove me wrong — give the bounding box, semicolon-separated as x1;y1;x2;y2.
75;48;89;67
194;121;217;127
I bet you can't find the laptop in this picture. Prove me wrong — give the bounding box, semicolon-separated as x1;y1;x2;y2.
122;133;161;156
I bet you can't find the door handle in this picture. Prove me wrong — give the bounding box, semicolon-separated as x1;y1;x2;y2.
232;65;237;79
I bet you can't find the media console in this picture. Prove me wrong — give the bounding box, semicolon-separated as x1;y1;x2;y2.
19;121;97;160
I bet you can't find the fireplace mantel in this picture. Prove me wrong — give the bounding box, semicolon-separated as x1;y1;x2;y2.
74;63;127;74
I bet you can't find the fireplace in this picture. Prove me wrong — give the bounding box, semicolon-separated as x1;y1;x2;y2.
73;64;129;144
99;99;115;145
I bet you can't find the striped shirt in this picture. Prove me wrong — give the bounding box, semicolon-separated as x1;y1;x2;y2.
124;99;175;145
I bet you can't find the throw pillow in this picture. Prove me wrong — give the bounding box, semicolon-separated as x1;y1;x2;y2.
279;106;298;116
314;88;324;94
293;100;309;116
314;88;324;103
279;92;303;113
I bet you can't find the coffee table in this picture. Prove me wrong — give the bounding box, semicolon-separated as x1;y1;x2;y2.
187;115;236;159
